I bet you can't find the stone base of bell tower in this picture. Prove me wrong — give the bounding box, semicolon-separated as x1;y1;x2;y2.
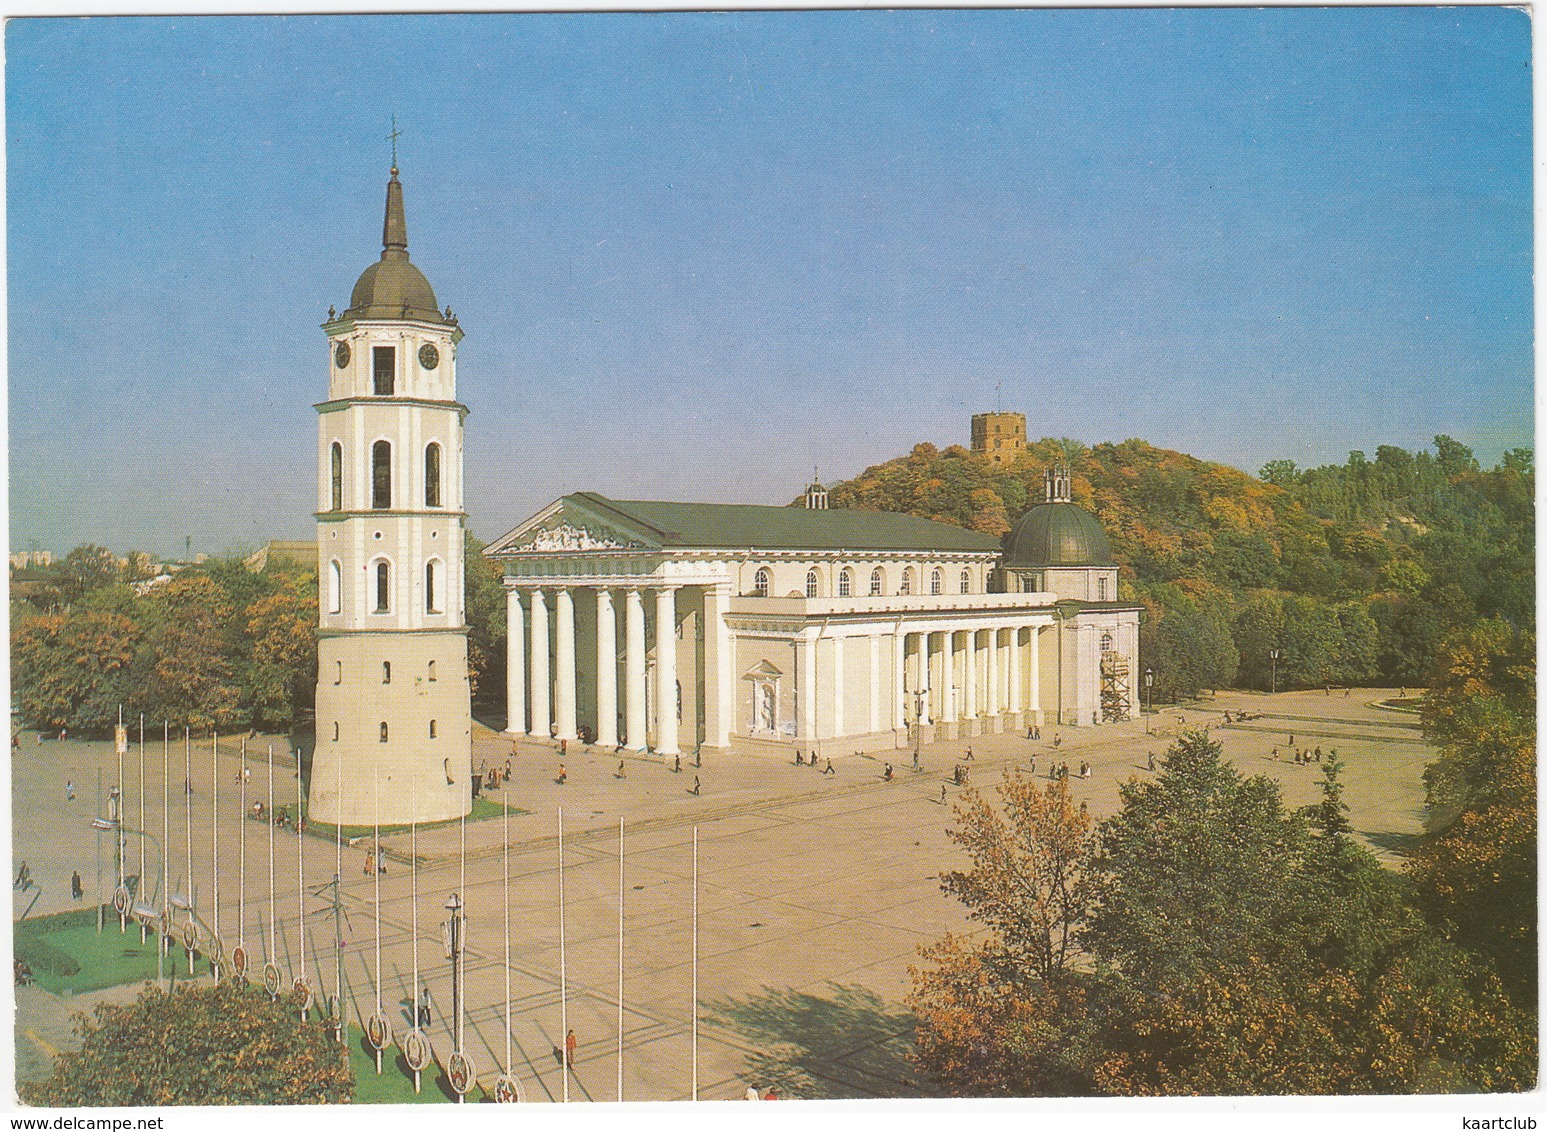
311;631;472;825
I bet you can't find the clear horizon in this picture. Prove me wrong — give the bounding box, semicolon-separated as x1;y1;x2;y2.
8;10;1533;559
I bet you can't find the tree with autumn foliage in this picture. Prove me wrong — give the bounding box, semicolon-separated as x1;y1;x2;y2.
909;774;1100;1095
1410;618;1536;1011
910;731;1536;1097
20;983;351;1106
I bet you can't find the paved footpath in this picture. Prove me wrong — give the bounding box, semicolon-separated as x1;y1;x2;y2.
12;689;1430;1100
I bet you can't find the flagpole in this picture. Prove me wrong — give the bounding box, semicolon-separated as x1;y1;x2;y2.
612;816;618;1101
503;792;511;1081
239;739;246;962
137;717;145;946
559;805;568;1104
183;727;192;975
373;776;382;1075
267;744;276;994
692;825;698;1103
137;714;146;943
297;749;306;1018
334;749;343;1044
411;780;421;1095
161;723;169;977
211;729;220;979
117;705;125;933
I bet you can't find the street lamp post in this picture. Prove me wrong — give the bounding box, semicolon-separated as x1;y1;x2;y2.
443;890;465;1098
1144;668;1154;733
910;684;929;772
1269;648;1280;696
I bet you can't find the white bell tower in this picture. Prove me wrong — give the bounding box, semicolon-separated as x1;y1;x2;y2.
311;162;472;825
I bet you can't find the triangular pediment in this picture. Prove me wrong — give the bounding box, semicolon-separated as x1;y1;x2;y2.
743;659;783;680
485;496;661;556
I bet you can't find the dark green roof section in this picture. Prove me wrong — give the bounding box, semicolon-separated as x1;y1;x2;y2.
570;493;1001;553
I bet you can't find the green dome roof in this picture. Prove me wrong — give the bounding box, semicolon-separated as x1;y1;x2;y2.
1004;502;1114;567
343;168;448;324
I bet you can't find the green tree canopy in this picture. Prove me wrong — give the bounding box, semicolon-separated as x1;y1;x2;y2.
21;983;351;1106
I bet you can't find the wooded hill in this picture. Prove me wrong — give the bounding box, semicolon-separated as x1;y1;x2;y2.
813;435;1533;701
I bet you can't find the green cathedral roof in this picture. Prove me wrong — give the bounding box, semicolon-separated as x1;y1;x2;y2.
568;493;1002;553
1003;502;1114;567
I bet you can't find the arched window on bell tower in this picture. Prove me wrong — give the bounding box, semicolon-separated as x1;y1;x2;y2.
374;561;391;613
330;442;343;511
425;560;441;614
425;443;441;507
328;560;342;614
372;441;392;509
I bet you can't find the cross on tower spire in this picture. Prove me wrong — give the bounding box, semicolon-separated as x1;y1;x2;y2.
388;114;403;171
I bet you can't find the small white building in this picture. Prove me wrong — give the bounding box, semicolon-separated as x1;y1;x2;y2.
486;469;1141;760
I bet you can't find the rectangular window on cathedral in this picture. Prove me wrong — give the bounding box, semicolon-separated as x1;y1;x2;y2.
373;347;395;395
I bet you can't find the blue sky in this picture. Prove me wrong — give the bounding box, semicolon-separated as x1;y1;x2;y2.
7;9;1533;558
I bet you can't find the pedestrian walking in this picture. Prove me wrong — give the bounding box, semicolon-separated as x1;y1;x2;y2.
824;758;834;775
377;846;388;875
616;760;626;779
940;784;947;805
1147;752;1156;772
418;987;432;1027
795;750;805;766
1029;755;1036;774
565;1028;577;1068
65;779;74;802
363;849;375;876
746;1085;761;1101
673;753;682;774
71;870;83;901
14;861;30;890
691;775;700;796
1053;734;1062;749
883;763;894;781
964;747;974;761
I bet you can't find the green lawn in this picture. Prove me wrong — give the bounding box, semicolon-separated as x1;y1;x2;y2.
299;794;525;846
15;908;210;995
345;1023;458;1104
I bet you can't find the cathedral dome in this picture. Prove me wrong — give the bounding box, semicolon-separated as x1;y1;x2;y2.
342;167;447;323
1003;502;1114;568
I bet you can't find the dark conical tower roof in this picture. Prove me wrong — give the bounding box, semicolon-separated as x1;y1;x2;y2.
343;167;447;323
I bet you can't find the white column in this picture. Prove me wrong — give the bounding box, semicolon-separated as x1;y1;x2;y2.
893;631;907;729
624;590;646;751
1009;626;1023;713
831;637;844;739
941;631;957;723
962;629;978;719
654;587;680;756
504;588;525;736
595;589;618;748
1029;625;1042;719
986;627;1000;718
554;588;577;742
797;635;816;744
702;585;733;749
869;634;881;735
925;633;939;723
528;589;550;739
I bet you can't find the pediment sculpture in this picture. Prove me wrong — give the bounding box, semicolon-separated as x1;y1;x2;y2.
518;521;639;553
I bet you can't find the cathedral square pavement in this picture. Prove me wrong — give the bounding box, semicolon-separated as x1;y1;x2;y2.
13;687;1429;1100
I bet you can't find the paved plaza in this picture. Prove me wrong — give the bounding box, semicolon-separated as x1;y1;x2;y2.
12;688;1432;1101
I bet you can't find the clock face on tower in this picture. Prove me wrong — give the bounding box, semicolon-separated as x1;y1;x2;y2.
334;342;351;369
418;343;441;370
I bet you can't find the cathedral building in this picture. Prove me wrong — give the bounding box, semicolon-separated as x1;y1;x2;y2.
486;468;1141;759
305;167;1140;798
311;165;473;824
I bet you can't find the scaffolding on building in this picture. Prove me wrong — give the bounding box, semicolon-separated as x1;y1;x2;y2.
1101;652;1132;723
